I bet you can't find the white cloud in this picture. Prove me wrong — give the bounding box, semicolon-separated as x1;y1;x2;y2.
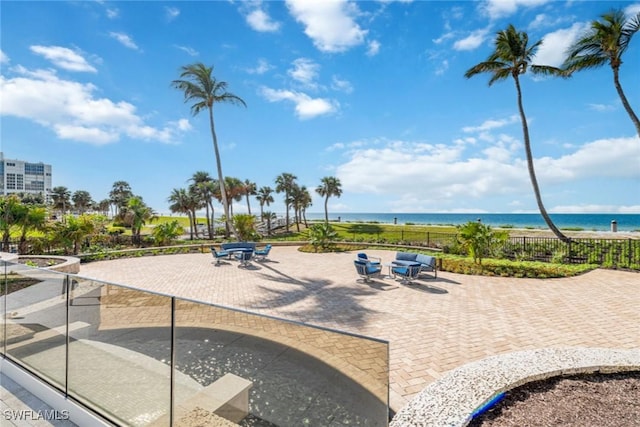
106;8;119;19
246;8;281;32
588;103;616;112
482;0;550;20
246;58;273;75
260;87;338;119
0;50;9;64
333;135;639;211
463;115;519;133
288;58;319;87
0;66;186;145
331;75;353;93
532;22;589;67
286;0;367;53
625;3;640;17
174;45;199;56
30;45;97;72
165;6;180;21
367;40;381;56
551;204;640;214
435;59;449;76
109;32;140;50
453;28;489;51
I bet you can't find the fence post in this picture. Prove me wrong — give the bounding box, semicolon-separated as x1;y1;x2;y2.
426;232;430;247
401;230;404;241
630;239;633;267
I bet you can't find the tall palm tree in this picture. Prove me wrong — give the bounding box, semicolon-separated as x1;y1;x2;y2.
51;186;71;220
72;190;93;214
242;179;257;215
275;173;297;232
109;180;133;220
316;176;342;223
168;188;197;240
563;10;640;136
223;177;244;217
465;24;570;242
172;63;246;239
189;171;216;238
256;186;274;220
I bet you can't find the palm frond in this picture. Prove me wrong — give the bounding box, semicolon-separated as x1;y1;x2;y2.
530;65;570;78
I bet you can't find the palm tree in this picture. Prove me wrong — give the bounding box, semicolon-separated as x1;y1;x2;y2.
0;195;22;251
242;179;257;215
316;176;342;223
256;186;274;220
275;173;297;232
17;205;47;253
51;186;71;220
465;24;570;242
109;181;133;219
124;196;157;245
563;10;640;136
224;177;244;217
172;63;246;239
189;171;216;238
72;190;93;214
168;188;197;240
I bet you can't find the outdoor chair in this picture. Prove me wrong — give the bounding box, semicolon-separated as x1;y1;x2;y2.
235;250;253;267
211;247;229;265
357;253;381;266
391;263;421;284
354;260;382;283
254;244;272;262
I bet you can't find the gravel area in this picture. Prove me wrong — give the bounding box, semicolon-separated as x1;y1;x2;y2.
469;371;640;427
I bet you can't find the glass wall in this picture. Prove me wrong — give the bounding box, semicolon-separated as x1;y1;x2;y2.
1;260;389;426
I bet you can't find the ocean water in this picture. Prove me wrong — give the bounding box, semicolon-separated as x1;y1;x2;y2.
304;213;640;232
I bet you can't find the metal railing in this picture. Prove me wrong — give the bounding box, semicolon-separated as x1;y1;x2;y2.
1;261;389;426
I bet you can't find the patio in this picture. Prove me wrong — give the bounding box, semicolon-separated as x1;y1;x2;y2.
77;246;640;414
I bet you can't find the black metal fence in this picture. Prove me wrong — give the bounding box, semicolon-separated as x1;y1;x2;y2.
339;230;640;270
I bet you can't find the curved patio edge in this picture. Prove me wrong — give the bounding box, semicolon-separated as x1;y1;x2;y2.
389;347;640;427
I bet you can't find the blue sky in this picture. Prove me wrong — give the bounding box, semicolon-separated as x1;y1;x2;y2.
1;0;639;215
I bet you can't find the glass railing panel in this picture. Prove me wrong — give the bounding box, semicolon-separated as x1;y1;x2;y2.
67;279;173;427
1;262;68;389
173;300;389;426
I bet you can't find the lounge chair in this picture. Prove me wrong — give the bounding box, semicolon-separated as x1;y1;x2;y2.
354;260;382;283
211;247;229;265
254;244;272;262
235;250;253;267
357;253;381;265
391;263;421;284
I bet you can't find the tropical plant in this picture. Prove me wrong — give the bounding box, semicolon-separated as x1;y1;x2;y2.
72;190;93;214
275;172;297;231
0;195;22;251
233;213;260;242
109;181;133;219
263;211;276;236
189;171;216;238
123;196;157;245
17;205;47;254
316;176;342;223
563;10;640;136
52;214;101;255
223;176;244;217
465;24;570;242
291;184;312;231
242;179;257;215
307;222;338;252
256;186;274;221
96;199;111;217
50;186;71;219
456;221;508;265
152;220;183;246
168;188;199;240
172;63;246;238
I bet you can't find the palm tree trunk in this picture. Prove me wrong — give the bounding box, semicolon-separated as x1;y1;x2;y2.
245;195;252;216
324;196;329;223
514;76;569;242
612;66;640;137
208;106;237;238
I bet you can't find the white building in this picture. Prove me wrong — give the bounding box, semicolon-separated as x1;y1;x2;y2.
0;152;52;203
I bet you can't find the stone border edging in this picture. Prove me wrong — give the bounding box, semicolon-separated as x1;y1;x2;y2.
390;347;640;427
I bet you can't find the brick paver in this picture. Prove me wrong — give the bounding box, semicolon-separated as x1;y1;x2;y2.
78;247;640;412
